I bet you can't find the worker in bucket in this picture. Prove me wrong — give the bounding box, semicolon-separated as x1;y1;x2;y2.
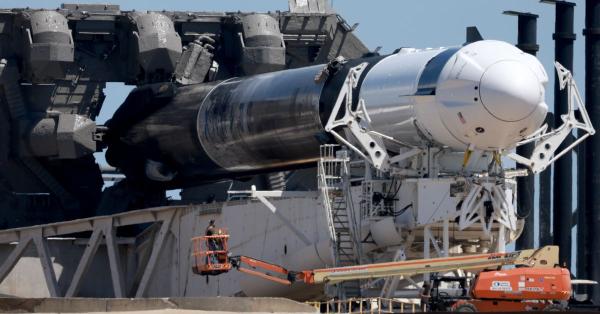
205;219;221;265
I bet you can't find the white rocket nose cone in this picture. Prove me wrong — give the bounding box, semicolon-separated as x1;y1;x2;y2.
479;60;543;122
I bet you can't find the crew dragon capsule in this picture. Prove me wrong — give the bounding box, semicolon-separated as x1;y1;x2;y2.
105;40;548;187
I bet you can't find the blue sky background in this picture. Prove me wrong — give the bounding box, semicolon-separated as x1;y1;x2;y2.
3;0;588;270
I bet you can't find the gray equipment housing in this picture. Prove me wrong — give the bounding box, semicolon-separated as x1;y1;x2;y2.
0;1;369;227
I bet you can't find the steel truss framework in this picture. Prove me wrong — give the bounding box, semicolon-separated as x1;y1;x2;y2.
0;205;189;297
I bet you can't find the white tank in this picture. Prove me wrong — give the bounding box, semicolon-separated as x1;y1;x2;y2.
360;40;548;152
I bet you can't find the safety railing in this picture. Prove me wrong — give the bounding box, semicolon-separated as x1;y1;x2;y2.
191;228;231;275
306;297;419;314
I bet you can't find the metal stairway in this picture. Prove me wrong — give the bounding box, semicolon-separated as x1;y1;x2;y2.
318;145;362;299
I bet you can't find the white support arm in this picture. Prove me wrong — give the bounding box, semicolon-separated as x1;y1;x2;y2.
227;185;314;200
507;62;595;174
324;63;390;171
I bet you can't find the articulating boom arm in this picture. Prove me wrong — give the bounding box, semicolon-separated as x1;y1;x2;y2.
230;256;298;286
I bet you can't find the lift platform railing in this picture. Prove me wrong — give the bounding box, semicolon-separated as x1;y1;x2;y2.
191;228;231;275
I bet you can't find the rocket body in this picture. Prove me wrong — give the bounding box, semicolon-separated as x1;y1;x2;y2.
106;40;548;186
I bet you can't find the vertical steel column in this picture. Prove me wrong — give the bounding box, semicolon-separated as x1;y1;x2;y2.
584;0;600;303
504;11;539;251
544;0;576;268
576;128;587;291
539;113;554;247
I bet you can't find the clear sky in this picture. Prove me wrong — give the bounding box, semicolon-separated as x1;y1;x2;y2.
3;0;588;269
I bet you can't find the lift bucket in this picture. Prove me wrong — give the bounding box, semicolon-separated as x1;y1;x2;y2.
191;229;232;275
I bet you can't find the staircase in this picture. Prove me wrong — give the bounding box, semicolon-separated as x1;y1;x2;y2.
318;145;361;298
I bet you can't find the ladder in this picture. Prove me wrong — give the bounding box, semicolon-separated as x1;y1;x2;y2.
318;145;361;298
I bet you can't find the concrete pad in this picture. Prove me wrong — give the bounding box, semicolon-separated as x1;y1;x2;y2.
0;297;318;313
37;311;309;314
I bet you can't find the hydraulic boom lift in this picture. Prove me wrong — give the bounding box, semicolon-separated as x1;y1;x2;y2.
192;233;571;311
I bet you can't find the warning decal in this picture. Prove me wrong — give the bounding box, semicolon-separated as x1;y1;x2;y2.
490;281;512;291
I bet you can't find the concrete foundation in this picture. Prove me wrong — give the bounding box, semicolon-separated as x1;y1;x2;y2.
0;297;317;313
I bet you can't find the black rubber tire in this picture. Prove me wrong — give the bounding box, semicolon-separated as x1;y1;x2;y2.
543;304;566;311
454;302;478;312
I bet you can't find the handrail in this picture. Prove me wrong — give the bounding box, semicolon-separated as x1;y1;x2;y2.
306;297;419;314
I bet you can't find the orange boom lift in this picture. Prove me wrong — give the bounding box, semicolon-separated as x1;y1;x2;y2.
191;232;571;312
